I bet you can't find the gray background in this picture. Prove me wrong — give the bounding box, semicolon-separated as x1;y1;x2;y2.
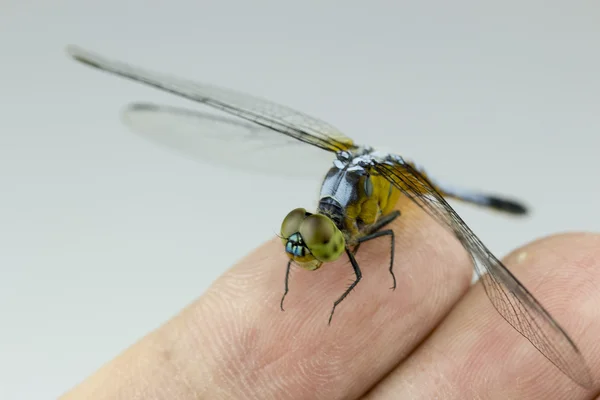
1;1;598;398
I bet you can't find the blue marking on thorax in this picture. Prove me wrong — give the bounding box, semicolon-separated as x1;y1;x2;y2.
318;168;360;210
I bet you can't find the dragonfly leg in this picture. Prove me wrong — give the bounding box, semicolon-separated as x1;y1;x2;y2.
328;248;362;325
357;229;396;290
351;210;399;290
352;210;400;255
369;210;401;233
280;260;292;311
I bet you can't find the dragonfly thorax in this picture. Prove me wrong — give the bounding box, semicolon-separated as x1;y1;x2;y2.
316;149;403;240
317;149;380;228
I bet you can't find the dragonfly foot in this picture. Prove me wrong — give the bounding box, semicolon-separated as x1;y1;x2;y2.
281;260;292;312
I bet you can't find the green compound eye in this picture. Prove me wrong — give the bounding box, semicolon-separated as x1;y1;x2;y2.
281;208;308;238
299;214;345;262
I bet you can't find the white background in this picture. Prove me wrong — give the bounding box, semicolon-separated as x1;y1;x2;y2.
1;1;599;398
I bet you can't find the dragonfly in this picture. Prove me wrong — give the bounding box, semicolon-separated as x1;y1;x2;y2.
66;45;593;389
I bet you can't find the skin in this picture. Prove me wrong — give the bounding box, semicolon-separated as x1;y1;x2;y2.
61;197;600;399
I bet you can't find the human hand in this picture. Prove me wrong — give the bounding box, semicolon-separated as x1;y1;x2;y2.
61;203;600;399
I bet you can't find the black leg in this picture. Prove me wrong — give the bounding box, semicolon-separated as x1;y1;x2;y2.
280;260;292;311
368;210;401;233
328;248;362;325
357;229;396;290
352;210;400;255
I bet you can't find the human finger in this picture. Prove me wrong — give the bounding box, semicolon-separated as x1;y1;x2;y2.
364;232;600;399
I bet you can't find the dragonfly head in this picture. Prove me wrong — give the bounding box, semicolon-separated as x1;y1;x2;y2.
280;208;346;270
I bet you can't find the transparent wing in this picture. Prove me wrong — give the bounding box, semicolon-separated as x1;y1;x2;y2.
375;156;594;389
67;45;356;156
122;102;337;177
